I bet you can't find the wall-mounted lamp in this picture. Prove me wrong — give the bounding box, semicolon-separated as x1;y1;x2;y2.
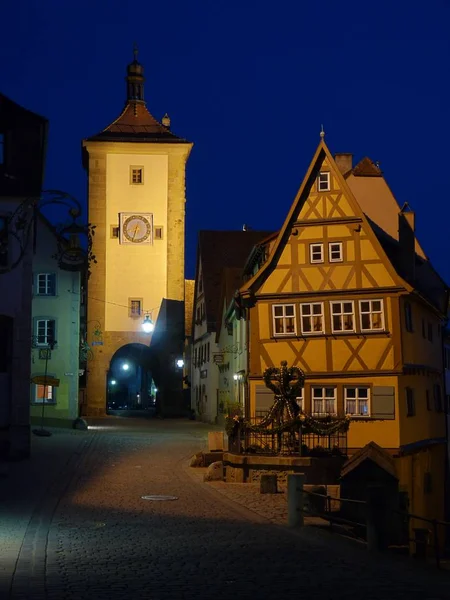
110;379;117;385
142;314;155;333
176;358;184;369
122;363;130;371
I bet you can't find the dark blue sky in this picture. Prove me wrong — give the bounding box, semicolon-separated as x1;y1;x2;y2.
2;1;449;281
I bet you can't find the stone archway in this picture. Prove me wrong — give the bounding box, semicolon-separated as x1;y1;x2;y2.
106;343;157;416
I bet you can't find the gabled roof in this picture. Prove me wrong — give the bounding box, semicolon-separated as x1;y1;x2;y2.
215;267;244;342
340;441;397;479
239;138;448;314
85;101;189;144
194;230;274;335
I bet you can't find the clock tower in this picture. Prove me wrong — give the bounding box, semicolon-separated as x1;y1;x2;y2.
82;49;193;417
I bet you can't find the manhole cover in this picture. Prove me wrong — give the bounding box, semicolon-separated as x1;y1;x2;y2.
141;495;178;501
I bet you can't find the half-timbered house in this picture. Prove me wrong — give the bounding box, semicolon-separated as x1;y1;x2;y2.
238;135;449;520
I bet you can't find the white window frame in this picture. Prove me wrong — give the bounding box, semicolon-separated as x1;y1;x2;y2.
328;242;343;263
296;387;304;412
317;171;330;192
359;299;385;332
300;302;324;335
272;304;297;337
36;273;56;296
129;299;142;318
312;386;337;416
310;243;324;264
330;301;355;333
34;383;56;404
344;386;370;417
35;319;56;346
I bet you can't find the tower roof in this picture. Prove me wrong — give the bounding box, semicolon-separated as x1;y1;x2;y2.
85;48;190;144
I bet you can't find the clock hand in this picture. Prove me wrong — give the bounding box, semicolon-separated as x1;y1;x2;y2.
132;224;139;241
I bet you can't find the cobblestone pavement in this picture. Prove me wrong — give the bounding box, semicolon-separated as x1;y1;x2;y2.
4;418;450;599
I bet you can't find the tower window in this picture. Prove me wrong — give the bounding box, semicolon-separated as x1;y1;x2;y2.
129;298;143;318
130;166;144;185
154;226;163;240
111;226;119;239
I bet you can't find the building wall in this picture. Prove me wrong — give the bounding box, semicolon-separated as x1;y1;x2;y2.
0;198;33;458
30;220;81;426
83;141;191;415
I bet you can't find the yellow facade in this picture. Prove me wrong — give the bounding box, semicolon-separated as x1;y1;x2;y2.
241;139;448;522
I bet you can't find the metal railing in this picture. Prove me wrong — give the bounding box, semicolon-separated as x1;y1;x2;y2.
300;488;450;568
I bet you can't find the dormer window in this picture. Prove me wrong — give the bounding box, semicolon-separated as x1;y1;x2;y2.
317;171;330;192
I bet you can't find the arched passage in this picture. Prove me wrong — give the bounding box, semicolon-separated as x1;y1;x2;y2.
106;343;157;416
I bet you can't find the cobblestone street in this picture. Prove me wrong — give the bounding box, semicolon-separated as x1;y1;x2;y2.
3;418;450;599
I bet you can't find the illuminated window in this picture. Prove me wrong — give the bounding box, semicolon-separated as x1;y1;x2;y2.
317;171;330;192
312;386;337;416
272;304;296;336
300;302;324;335
34;383;55;404
130;166;144;185
345;387;370;416
359;299;384;331
331;301;355;333
310;243;324;264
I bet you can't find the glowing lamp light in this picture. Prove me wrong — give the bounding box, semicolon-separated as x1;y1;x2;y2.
122;363;130;371
176;358;184;369
233;374;239;381
110;379;117;385
142;314;154;333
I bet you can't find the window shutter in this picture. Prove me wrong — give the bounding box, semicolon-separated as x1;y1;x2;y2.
371;386;395;419
255;385;274;416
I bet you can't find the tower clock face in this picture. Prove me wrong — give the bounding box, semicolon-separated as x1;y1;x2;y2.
119;213;153;244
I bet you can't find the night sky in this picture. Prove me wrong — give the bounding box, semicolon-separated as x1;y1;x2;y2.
2;1;449;281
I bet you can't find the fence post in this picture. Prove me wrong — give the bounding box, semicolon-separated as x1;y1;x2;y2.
287;473;305;528
366;484;389;553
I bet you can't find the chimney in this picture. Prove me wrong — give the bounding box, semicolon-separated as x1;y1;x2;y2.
398;202;416;281
334;153;353;175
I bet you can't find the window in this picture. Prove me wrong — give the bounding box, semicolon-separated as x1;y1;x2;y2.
272;304;296;336
329;242;343;262
111;226;119;239
296;388;304;412
35;319;55;346
404;302;413;332
317;171;330;192
194;348;197;367
345;387;370;416
207;342;210;362
36;273;56;296
445;347;450;370
433;384;443;412
312;386;337;416
421;319;426;339
310;243;324;264
129;299;142;318
0;133;4;165
154;226;163;240
426;390;432;411
427;323;433;342
331;301;355;333
130;166;144;184
34;383;55;404
300;302;324;335
359;299;384;331
406;387;415;417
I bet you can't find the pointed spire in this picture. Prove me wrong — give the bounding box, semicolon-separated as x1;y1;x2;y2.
126;44;145;103
162;113;171;129
320;124;325;139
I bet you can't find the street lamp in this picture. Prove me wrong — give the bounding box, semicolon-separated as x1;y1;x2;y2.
142;314;154;333
122;363;130;371
110;379;117;385
175;358;184;369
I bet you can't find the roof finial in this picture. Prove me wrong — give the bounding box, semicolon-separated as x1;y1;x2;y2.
320;124;325;139
133;42;139;62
